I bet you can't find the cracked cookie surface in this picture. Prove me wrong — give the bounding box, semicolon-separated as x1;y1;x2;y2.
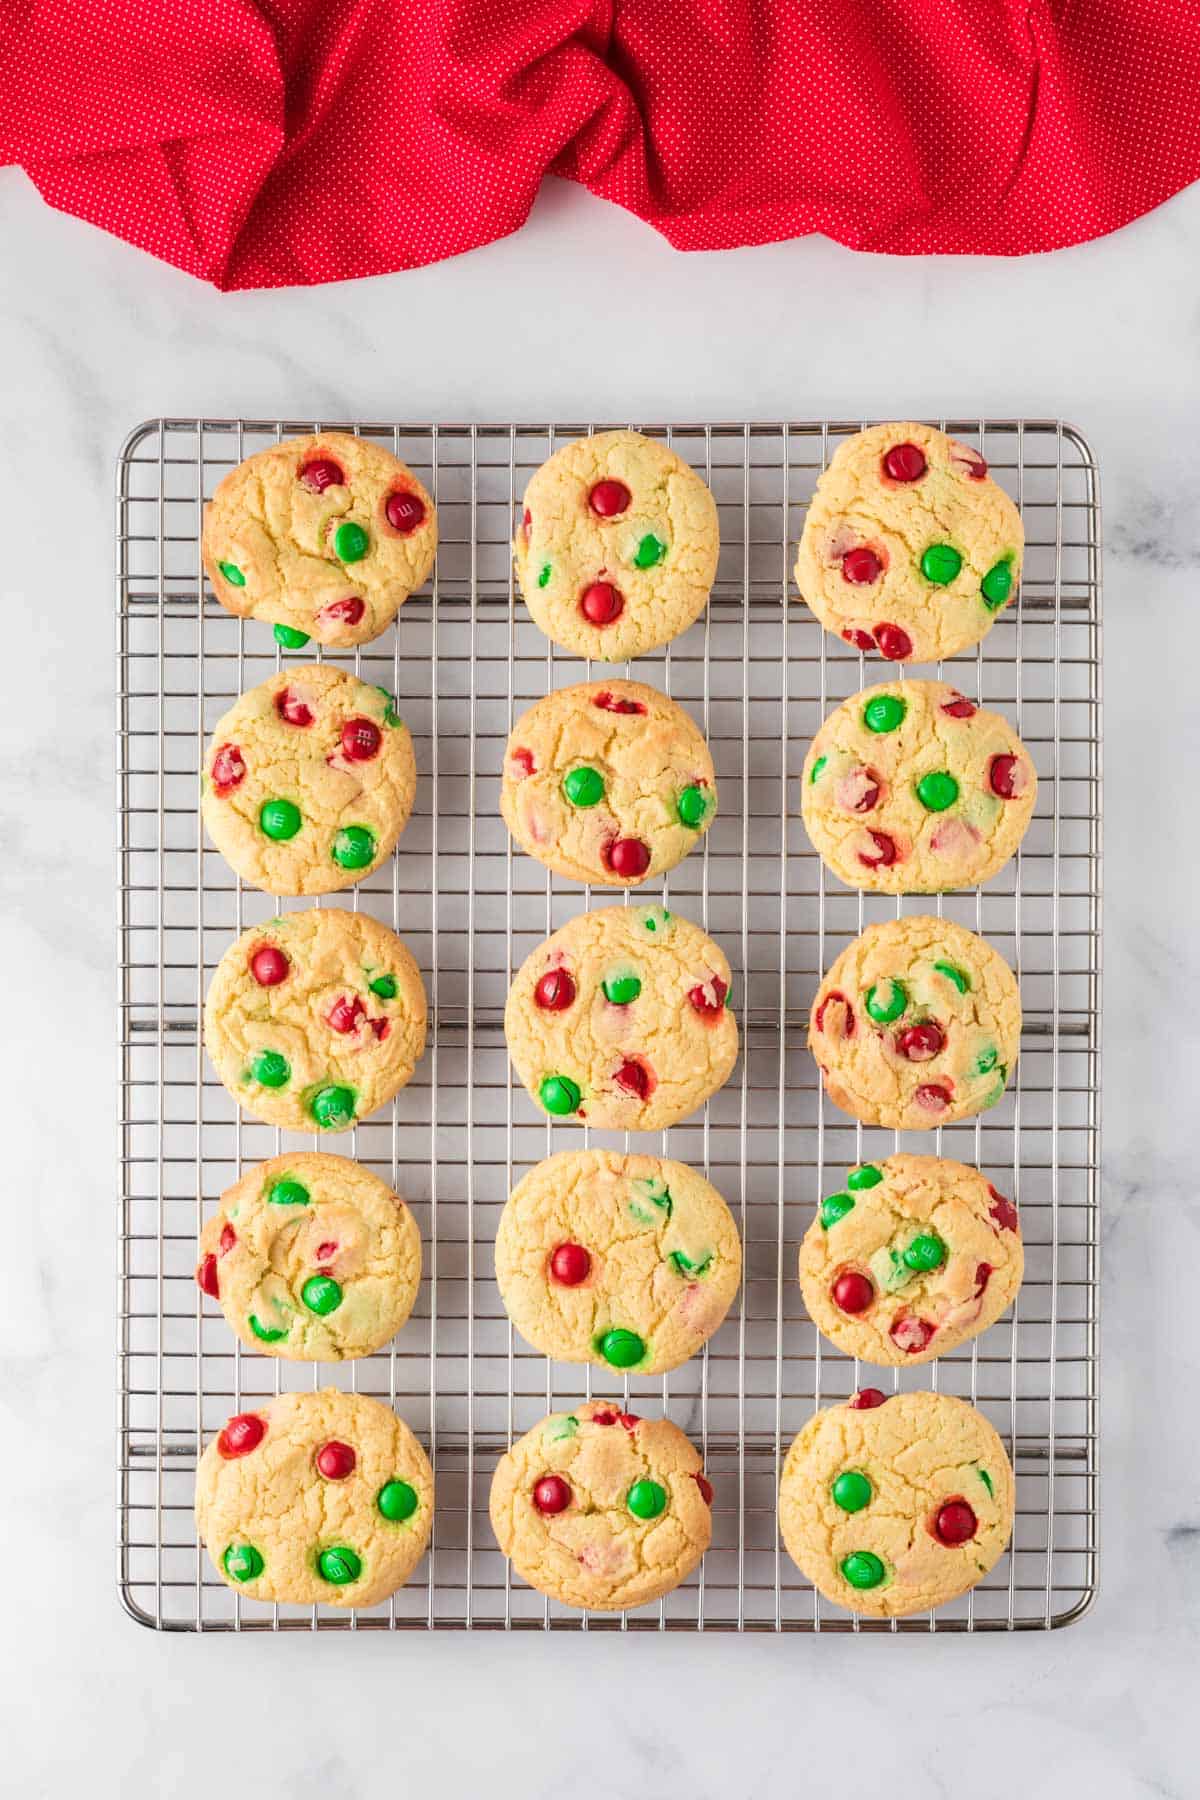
202;664;416;895
500;679;716;886
779;1390;1014;1616
514;431;719;661
195;1388;433;1607
489;1400;713;1611
794;423;1023;664
809;916;1020;1130
496;1150;741;1375
203;908;427;1132
802;679;1036;892
197;1151;421;1360
201;432;436;649
505;904;738;1131
799;1153;1023;1365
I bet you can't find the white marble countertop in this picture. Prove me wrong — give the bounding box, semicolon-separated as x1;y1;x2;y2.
2;166;1196;1797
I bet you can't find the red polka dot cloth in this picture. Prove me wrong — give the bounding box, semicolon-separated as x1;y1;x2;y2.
3;0;1199;288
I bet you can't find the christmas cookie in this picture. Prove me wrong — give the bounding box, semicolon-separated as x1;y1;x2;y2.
203;909;427;1132
802;680;1036;892
779;1390;1014;1617
201;665;416;896
489;1400;713;1611
809;916;1020;1130
794;423;1023;664
504;904;738;1131
799;1154;1023;1364
196;1151;421;1360
202;432;436;649
495;1150;741;1375
500;679;716;886
513;431;719;662
196;1389;433;1607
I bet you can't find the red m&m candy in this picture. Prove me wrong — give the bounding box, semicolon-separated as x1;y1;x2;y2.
196;1253;219;1298
941;692;976;719
327;994;366;1034
211;743;246;796
249;944;289;987
889;1314;936;1354
988;754;1024;799
882;442;927;483
275;688;314;728
510;746;535;779
316;1440;357;1480
614;1058;652;1100
217;1413;266;1459
319;596;365;627
385;489;426;534
589;479;631;518
534;968;575;1011
298;458;343;493
580;582;624;625
604;838;650;880
842;627;875;651
549;1243;591;1286
849;1388;887;1409
688;974;728;1018
932;1498;978;1545
874;623;913;661
988;1186;1019;1233
341;717;382;761
857;830;899;869
832;1270;874;1314
695;1473;714;1506
915;1082;951;1112
592;691;646;715
896;1020;945;1062
814;990;855;1037
842;547;883;585
532;1475;571;1515
219;1222;236;1255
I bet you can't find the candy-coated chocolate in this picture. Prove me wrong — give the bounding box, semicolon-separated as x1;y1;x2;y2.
377;1479;419;1522
695;1473;714;1506
330;824;376;870
921;543;962;585
614;1058;651;1100
832;1470;872;1513
602;972;641;1005
532;1473;571;1514
865;978;907;1024
863;693;906;734
302;1274;343;1315
217;1414;265;1458
317;1545;362;1584
598;1326;645;1368
832;1270;874;1314
274;623;311;648
341;717;382;761
882;442;927;483
369;973;398;999
849;1388;887;1409
840;1550;885;1589
633;532;667;569
589;478;631;518
604;837;651;879
676;785;709;828
846;1164;883;1190
932;960;970;993
875;623;913;661
580;582;623;625
902;1232;946;1272
916;770;959;812
260;797;302;840
688;974;729;1016
268;1177;310;1206
932;1498;978;1546
549;1242;591;1286
626;1477;667;1520
940;691;976;718
249;1048;290;1088
316;1440;356;1480
820;1192;855;1229
250;944;289;987
563;765;605;808
385;490;425;533
249;1314;288;1343
981;558;1013;608
539;1073;581;1115
320;596;365;627
309;1084;357;1130
842;547;882;585
223;1542;263;1581
298;457;344;493
333;521;369;563
211;743;246;795
896;1020;945;1061
197;1252;219;1297
217;561;245;587
534;969;576;1011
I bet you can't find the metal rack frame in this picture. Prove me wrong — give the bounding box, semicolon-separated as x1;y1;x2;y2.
116;418;1101;1632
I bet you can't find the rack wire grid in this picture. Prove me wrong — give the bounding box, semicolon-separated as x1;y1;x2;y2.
117;417;1101;1634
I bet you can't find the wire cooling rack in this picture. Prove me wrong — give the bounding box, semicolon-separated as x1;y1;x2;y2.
116;418;1101;1633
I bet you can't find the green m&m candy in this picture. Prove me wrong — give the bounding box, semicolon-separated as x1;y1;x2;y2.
933;960;970;993
218;560;246;588
331;825;376;871
602;971;642;1005
374;687;403;727
916;771;959;812
809;755;828;784
537;562;552;588
865;978;907;1024
820;1192;855;1230
223;1542;263;1582
539;1074;581;1116
317;1545;362;1584
248;1314;288;1344
920;543;963;585
268;1177;310;1206
977;1467;994;1497
377;1480;419;1522
563;765;605;807
260;798;302;841
841;1550;886;1590
981;558;1013;609
274;623;310;649
333;522;369;563
902;1232;946;1273
633;532;667;569
626;1478;667;1520
598;1326;645;1369
863;693;906;734
310;1084;356;1130
846;1164;883;1191
676;785;709;828
302;1274;343;1315
975;1046;998;1074
831;1470;872;1514
249;1048;290;1089
668;1249;713;1278
369;973;398;999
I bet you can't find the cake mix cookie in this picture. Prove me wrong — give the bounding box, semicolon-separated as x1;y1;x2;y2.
799;1154;1023;1364
202;432;436;649
504;904;738;1131
794;423;1023;664
501;679;716;886
196;1151;421;1360
201;665;416;895
779;1390;1014;1616
802;680;1036;892
809;916;1020;1129
495;1150;741;1375
489;1400;713;1611
196;1389;433;1607
203;909;427;1132
513;431;719;662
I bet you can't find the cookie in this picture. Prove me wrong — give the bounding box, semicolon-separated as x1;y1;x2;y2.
202;432;436;649
513;431;719;661
196;1389;433;1607
799;1154;1023;1364
201;665;416;895
500;679;716;886
496;1150;741;1375
794;423;1023;664
802;680;1036;892
779;1390;1015;1617
489;1400;713;1611
504;904;738;1131
809;916;1019;1130
203;909;427;1132
196;1151;422;1360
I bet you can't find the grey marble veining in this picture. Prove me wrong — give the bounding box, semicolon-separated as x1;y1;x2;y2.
1;165;1198;1797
